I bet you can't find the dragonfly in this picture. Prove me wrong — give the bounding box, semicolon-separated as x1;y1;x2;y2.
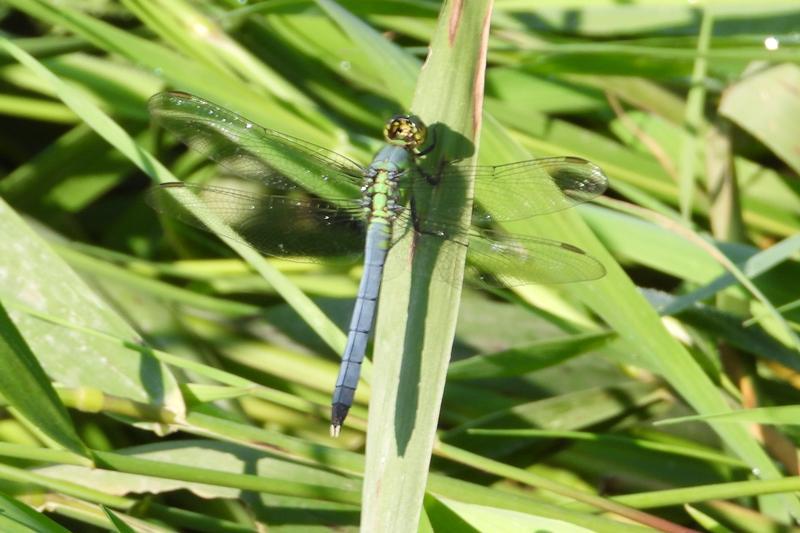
146;91;608;436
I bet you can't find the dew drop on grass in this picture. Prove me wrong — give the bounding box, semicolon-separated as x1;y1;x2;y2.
764;36;780;50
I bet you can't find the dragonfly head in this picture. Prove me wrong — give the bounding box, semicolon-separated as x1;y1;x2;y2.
384;114;428;153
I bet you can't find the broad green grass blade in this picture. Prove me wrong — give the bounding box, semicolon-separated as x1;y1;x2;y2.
0;462;130;509
583;206;726;282
0;197;183;415
37;439;361;503
720;63;800;175
102;506;136;533
0;492;71;533
425;479;649;533
447;331;614;380
361;2;493;530
0;301;89;459
429;496;596;533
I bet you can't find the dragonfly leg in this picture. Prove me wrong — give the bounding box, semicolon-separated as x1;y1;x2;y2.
409;196;452;240
412;157;449;187
409;196;424;232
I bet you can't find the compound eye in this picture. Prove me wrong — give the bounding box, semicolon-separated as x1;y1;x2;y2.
384;114;428;150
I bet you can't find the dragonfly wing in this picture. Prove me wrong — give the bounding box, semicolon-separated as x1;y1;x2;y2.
146;183;366;261
395;213;604;286
149;92;364;196
464;230;606;286
414;156;608;224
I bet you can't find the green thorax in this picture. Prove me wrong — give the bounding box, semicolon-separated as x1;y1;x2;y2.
361;114;430;223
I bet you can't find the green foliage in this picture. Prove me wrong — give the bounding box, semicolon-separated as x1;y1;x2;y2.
1;0;800;531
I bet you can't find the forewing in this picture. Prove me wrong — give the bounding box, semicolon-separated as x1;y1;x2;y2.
148;92;364;196
146;183;366;261
413;156;608;225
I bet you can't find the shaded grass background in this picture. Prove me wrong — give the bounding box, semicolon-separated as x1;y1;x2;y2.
0;0;800;531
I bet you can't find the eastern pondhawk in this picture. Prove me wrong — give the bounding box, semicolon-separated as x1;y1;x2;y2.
146;91;608;436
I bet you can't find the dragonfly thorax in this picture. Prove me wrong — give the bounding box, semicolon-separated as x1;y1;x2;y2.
360;164;403;222
384;114;427;152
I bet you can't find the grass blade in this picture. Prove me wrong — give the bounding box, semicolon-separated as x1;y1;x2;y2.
0;301;89;459
363;1;494;530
